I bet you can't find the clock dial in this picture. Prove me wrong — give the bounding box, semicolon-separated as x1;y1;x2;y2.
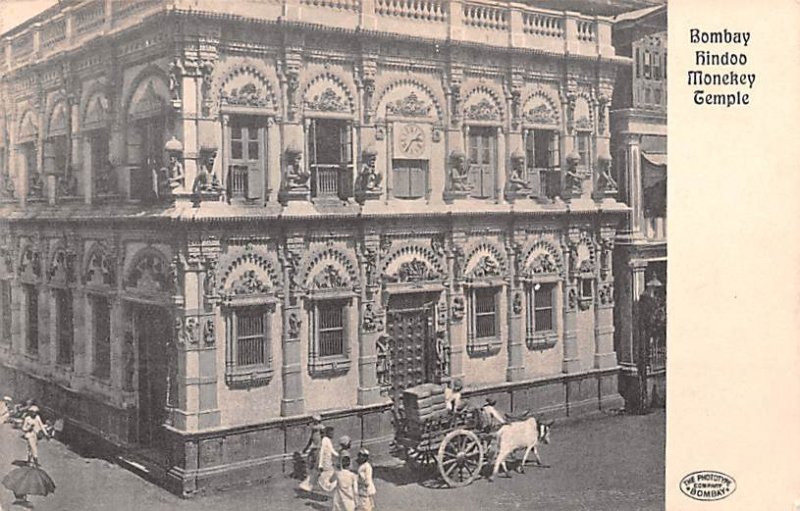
399;124;426;157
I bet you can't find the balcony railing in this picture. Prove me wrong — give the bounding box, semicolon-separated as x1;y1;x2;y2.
528;167;561;200
0;0;614;73
311;164;353;200
228;165;248;199
376;0;447;22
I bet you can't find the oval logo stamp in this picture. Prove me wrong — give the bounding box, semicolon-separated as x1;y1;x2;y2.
680;470;737;501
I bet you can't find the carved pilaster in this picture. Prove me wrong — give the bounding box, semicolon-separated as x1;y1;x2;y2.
505;236;524;381
561;229;581;373
279;236;305;416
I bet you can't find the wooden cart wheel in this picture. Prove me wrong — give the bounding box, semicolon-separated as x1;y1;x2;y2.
406;445;437;471
436;429;484;488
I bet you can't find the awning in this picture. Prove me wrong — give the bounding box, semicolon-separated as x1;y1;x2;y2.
641;152;667;216
641;152;667;190
642;152;667;167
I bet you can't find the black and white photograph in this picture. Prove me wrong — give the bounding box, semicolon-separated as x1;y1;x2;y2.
0;0;795;510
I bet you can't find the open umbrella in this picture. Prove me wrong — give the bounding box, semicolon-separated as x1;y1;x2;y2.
2;465;56;497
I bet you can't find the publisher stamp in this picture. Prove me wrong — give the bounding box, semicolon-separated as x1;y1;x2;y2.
680;470;737;501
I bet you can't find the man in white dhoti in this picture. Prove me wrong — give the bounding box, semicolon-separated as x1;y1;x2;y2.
356;448;377;511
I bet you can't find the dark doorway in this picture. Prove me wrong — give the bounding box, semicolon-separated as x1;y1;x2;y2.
134;304;170;447
385;293;439;402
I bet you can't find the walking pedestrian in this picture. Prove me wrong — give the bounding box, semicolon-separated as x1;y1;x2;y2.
356;448;377;511
22;407;48;464
0;397;12;424
317;426;339;492
338;435;352;463
298;414;325;492
326;455;359;511
2;406;56;507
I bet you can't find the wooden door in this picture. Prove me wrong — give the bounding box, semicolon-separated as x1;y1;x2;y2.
385;294;437;402
468;127;496;199
136;305;170;447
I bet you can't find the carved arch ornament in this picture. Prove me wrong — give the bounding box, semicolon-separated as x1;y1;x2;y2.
381;244;446;284
521;87;561;128
219;251;282;298
47;239;77;286
215;61;279;114
46;99;69;137
84;241;116;288
573;230;598;275
17;241;42;282
461;83;506;123
463;241;507;282
301;247;360;292
81;83;110;130
374;78;445;122
570;93;595;133
124;247;171;295
17;109;39;143
521;239;564;279
302;72;356;115
124;65;170;121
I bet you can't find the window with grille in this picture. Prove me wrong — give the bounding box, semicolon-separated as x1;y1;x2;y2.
466;287;500;355
224;304;274;388
90;130;111;194
308;119;353;199
128;117;165;200
576;132;591;169
227;116;266;200
309;299;351;375
92;295;111;379
525;129;560;199
525;282;558;350
0;280;11;344
24;284;38;356
55;288;74;367
317;302;345;357
392;159;427;199
467;127;496;199
581;278;594;300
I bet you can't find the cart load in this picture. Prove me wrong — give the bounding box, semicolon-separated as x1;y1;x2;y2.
394;383;489;487
402;383;448;423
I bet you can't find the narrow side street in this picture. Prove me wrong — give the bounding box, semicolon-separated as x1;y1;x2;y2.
0;410;664;511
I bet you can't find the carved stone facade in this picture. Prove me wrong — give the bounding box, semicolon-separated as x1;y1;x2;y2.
0;0;637;497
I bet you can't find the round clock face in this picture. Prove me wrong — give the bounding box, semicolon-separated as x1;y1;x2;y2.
399;124;425;157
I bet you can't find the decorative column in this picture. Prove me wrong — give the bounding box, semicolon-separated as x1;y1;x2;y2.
593;227;616;369
279;237;305;417
108;294;123;392
447;232;467;384
505;238;525;381
624;133;644;236
356;233;384;405
561;227;581;374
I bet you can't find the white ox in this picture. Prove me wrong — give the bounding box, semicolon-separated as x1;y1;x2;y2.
488;417;553;481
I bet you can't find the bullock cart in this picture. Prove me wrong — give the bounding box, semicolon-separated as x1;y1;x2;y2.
392;383;492;488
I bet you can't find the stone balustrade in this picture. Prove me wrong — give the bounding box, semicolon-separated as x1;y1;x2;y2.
0;0;614;73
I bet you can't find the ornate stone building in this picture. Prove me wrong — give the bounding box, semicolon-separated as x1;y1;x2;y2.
0;0;634;494
610;4;667;411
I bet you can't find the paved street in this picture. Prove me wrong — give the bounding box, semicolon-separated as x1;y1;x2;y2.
0;410;664;511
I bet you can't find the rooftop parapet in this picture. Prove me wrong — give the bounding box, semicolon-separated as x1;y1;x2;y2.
0;0;616;74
